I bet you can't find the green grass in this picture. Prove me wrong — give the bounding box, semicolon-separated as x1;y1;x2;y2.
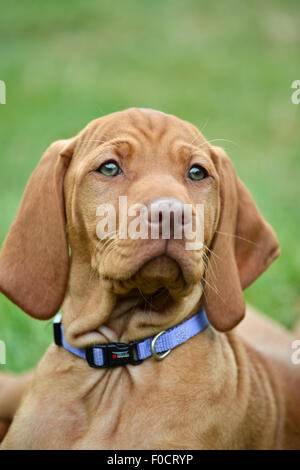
0;0;299;372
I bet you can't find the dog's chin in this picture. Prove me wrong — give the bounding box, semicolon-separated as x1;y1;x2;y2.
107;255;197;319
65;254;204;347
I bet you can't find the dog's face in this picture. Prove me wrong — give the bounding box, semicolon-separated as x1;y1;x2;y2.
0;108;280;346
64;110;219;327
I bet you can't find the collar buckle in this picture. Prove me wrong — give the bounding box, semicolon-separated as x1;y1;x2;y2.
86;342;143;368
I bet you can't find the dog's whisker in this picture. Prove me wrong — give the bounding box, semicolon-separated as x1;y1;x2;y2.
78;139;107;144
205;138;239;148
203;244;222;261
215;231;257;246
201;276;222;301
198;119;209;135
95;231;120;253
202;253;218;286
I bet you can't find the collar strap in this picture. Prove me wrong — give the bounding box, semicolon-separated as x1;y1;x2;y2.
53;308;209;369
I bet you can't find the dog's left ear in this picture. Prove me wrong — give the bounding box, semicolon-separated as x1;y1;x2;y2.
0;138;75;319
203;146;280;331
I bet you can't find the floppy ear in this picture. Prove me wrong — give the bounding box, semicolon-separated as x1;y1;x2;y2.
0;139;75;319
203;146;280;331
235;179;280;289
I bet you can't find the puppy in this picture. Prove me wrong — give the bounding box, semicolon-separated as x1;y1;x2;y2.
0;108;299;449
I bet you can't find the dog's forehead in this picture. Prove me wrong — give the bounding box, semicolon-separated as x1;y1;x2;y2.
75;108;209;155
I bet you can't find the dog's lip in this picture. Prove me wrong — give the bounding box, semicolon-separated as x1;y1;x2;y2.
165;239;200;283
102;238;167;281
102;238;201;287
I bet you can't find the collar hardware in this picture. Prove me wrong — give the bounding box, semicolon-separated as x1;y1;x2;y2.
53;307;209;369
151;330;171;360
86;342;143;368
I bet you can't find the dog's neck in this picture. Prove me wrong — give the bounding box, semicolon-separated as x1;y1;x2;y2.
61;257;204;349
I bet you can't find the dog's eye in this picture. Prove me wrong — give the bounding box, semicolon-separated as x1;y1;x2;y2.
97;161;121;177
188;165;207;181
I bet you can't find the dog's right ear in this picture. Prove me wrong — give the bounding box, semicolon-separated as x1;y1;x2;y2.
0;139;75;319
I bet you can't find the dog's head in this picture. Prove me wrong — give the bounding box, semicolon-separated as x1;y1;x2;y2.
0;109;279;346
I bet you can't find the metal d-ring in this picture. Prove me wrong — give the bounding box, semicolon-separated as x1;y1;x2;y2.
151;330;171;361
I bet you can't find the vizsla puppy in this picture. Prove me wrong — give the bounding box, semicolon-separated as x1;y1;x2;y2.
0;108;299;449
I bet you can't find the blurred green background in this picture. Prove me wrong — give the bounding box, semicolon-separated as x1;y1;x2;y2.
0;0;299;372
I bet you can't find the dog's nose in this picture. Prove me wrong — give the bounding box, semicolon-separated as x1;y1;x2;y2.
147;198;191;238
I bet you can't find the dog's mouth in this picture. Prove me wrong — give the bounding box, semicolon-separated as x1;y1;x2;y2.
118;286;172;315
107;255;194;318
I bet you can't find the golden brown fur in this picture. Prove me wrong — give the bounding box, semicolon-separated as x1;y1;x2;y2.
0;108;299;449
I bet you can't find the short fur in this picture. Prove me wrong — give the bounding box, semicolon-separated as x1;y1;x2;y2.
0;109;299;449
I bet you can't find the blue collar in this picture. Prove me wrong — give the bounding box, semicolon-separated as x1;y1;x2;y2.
53;308;209;368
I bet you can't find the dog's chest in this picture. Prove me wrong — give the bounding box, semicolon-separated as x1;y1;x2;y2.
9;389;204;450
6;363;214;450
